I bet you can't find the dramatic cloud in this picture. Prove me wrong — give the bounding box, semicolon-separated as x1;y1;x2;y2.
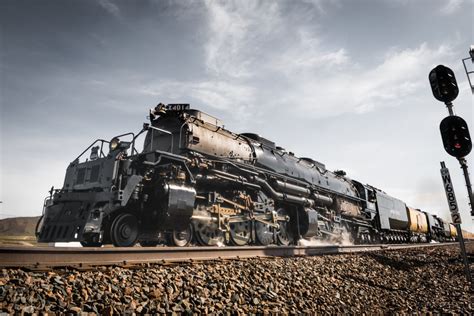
439;0;464;15
98;0;121;18
140;79;256;119
154;1;458;120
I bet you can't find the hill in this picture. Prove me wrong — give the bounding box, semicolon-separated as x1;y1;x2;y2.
0;216;40;236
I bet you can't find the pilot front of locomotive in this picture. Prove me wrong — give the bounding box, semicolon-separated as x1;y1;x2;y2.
36;136;141;246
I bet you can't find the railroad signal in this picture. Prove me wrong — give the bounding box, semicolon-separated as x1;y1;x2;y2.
429;65;459;103
430;61;474;285
439;116;472;158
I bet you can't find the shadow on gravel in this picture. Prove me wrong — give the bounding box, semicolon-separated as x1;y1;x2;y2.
341;274;406;292
363;253;437;271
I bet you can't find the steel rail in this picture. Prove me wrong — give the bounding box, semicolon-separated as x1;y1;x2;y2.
0;242;459;270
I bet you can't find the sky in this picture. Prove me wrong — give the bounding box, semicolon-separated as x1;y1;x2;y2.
1;0;473;231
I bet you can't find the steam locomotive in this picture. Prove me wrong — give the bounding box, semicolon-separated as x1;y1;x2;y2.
36;104;457;247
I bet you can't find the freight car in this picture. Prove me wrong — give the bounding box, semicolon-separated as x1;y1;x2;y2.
36;104;456;247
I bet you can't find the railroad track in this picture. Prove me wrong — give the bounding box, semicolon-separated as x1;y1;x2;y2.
0;242;458;270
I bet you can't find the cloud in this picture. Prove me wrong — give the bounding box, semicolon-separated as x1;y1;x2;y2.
195;0;353;119
203;1;282;79
139;79;256;120
271;29;349;75
350;43;454;112
134;2;458;123
202;0;344;79
439;0;464;15
98;0;121;18
197;2;457;120
301;0;340;14
265;42;455;118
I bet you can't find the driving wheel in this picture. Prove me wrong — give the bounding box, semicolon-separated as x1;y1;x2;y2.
194;222;224;246
276;208;293;246
110;212;139;247
229;221;251;246
255;221;274;245
171;224;193;247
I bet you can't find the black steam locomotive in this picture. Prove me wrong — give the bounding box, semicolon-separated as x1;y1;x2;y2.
36;104;456;247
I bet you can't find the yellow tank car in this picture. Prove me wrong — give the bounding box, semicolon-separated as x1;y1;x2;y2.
407;207;429;234
449;223;457;238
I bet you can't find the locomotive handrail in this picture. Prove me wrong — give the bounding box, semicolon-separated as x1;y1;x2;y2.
112;132;136;153
73;131;144;163
73;139;109;163
179;122;188;150
130;128;149;155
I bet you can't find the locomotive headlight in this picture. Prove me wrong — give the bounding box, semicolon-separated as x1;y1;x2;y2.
109;137;120;151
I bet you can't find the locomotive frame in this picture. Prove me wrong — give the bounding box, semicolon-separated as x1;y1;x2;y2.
36;103;457;247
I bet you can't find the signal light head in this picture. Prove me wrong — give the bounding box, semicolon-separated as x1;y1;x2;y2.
439;116;472;158
429;65;459;103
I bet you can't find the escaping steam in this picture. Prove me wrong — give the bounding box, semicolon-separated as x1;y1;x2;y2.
297;228;354;246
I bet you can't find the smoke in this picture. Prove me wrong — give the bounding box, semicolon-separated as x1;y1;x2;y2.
297;238;333;247
297;229;354;246
337;230;355;246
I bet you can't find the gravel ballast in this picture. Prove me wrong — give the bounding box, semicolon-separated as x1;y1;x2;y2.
1;244;472;314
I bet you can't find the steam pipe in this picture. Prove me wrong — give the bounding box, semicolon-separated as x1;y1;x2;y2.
312;193;333;206
273;180;333;206
274;180;311;196
254;177;314;206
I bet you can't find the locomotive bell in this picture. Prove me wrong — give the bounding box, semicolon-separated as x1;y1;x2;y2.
149;103;167;121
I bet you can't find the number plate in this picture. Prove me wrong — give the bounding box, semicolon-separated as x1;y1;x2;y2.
166;104;190;111
440;165;462;224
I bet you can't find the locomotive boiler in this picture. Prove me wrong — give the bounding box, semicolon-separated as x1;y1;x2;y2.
36;103;456;247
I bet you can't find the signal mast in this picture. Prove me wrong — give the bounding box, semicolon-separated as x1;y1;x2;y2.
429;47;474;285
